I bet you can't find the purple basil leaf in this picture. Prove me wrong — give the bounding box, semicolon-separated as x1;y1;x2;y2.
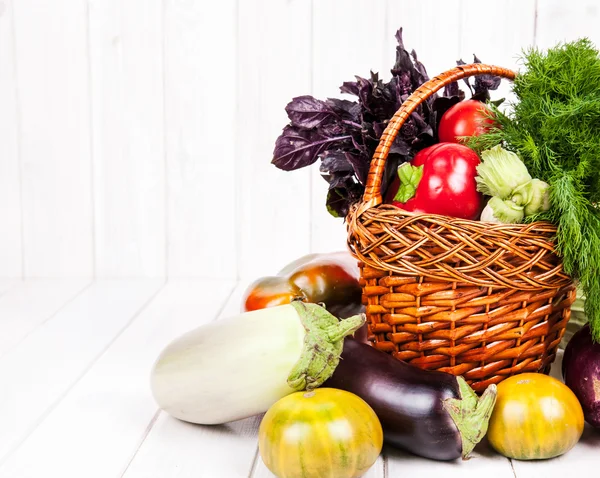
456;58;474;95
411;49;430;84
326;188;348;218
389;139;411;156
363;79;398;120
340;80;360;97
325;179;363;218
319;151;354;175
320;122;348;137
356;76;374;111
345;152;369;185
399;115;420;141
432;95;461;135
326;98;362;123
408;111;431;135
413;130;436;150
443;81;461;98
285;95;337;130
372;121;388;138
471;90;490;102
272;125;350;171
391;29;428;91
473;69;501;97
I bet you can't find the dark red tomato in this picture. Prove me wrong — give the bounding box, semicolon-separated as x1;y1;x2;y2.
241;252;364;320
438;100;495;143
385;143;483;220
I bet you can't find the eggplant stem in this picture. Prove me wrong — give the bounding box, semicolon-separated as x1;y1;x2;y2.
442;377;498;460
286;302;365;392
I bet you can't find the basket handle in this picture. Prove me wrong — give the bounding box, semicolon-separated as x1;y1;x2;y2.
361;63;517;208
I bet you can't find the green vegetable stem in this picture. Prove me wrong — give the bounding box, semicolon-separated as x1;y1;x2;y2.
476;145;549;223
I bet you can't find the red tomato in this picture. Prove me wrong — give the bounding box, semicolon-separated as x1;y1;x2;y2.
438;100;495;143
385;143;483;220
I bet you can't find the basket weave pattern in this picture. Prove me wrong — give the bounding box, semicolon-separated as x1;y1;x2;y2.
346;64;576;392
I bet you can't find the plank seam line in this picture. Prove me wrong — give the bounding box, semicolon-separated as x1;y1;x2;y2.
383;452;388;478
0;281;166;469
162;0;169;281
533;0;539;46
308;0;315;252
510;458;517;478
9;0;25;279
212;280;242;323
247;447;259;478
233;0;241;281
119;409;162;478
85;0;97;278
0;280;94;362
117;280;238;476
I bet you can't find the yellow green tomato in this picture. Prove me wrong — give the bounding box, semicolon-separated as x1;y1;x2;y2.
487;373;584;460
258;388;383;478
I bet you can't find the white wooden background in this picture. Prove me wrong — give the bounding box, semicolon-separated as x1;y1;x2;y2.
1;2;600;477
1;0;599;281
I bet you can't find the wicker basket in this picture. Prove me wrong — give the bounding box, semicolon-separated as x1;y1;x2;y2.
346;63;576;393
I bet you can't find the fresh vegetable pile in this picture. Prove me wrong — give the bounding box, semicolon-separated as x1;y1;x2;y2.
271;29;501;217
149;31;600;478
150;251;600;476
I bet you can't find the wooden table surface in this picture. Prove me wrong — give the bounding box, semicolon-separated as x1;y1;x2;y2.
0;278;598;478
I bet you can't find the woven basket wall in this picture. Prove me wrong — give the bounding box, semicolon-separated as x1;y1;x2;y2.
346;64;576;393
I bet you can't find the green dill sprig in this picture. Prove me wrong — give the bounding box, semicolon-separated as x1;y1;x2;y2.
469;39;600;341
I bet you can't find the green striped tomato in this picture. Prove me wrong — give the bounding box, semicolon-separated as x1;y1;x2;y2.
487;373;584;460
258;388;383;478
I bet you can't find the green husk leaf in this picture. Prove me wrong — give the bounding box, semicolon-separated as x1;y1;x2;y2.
522;178;551;215
442;378;497;459
287;301;365;391
476;145;531;198
487;196;525;223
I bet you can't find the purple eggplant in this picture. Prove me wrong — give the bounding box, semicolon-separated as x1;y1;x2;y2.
562;323;600;427
324;338;497;461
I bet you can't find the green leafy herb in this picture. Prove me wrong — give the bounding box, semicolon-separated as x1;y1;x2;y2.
468;39;600;341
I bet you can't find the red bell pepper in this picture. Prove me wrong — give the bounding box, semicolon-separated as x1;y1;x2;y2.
385;142;483;220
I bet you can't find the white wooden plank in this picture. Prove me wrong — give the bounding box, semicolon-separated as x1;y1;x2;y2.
459;0;536;105
311;0;390;254
0;279;234;478
386;438;514;478
237;0;312;280
125;413;262;478
535;0;600;50
0;279;162;464
12;0;93;277
0;279;18;297
0;0;22;278
122;280;262;478
0;279;89;358
252;451;385;478
165;0;237;279
88;0;166;278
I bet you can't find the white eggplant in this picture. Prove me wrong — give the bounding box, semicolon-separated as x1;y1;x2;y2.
150;301;364;425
